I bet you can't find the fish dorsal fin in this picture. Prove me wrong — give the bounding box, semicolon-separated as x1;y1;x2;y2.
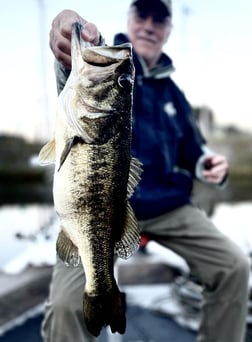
38;140;56;165
127;157;143;199
115;202;140;259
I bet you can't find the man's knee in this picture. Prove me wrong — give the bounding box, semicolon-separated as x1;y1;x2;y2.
223;246;250;297
233;249;250;281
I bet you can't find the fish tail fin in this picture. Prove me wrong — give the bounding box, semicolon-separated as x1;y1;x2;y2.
83;288;126;337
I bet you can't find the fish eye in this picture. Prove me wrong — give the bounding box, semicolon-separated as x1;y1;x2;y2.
118;74;133;88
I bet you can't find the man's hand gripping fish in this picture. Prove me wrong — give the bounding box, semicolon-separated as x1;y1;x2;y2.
39;22;142;337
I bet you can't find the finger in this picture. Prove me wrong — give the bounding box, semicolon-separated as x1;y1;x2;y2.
212;164;228;175
57;52;72;69
206;177;223;184
203;173;224;184
82;22;100;45
203;169;226;184
50;29;72;68
210;155;228;168
50;34;71;56
203;167;226;179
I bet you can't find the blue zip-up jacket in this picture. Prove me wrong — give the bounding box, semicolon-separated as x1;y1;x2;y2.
114;34;207;220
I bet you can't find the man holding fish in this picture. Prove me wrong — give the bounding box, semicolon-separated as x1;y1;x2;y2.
41;1;250;341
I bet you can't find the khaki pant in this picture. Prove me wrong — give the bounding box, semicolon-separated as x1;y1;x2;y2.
41;205;250;342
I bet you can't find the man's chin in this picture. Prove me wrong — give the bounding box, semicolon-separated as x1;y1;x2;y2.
134;45;155;59
135;39;155;49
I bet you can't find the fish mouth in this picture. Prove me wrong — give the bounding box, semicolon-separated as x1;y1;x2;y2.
66;23;133;142
82;44;133;66
72;22;133;66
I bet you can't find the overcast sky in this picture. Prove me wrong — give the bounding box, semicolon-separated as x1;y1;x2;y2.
1;0;252;141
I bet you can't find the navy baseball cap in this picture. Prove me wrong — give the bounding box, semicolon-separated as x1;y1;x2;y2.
130;0;172;17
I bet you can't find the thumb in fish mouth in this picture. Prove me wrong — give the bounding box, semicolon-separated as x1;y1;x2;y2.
83;290;126;336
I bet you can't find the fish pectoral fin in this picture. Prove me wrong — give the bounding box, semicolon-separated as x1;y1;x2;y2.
56;229;79;266
58;136;83;171
115;202;140;259
38;140;56;165
127;157;143;199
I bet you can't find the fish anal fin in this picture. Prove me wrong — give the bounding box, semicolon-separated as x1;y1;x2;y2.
38;140;56;165
115;202;140;259
56;229;80;267
127;157;143;199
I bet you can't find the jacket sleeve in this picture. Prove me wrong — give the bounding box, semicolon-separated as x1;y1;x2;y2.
174;85;228;186
54;60;71;95
180;110;206;176
172;82;206;176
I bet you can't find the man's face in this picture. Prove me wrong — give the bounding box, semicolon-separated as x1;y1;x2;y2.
127;6;172;69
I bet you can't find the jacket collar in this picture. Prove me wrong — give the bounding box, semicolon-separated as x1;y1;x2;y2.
113;33;175;79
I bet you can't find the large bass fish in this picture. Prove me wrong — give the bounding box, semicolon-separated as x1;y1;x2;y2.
39;22;142;336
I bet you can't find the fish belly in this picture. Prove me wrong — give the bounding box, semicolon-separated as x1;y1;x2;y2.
54;136;128;336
